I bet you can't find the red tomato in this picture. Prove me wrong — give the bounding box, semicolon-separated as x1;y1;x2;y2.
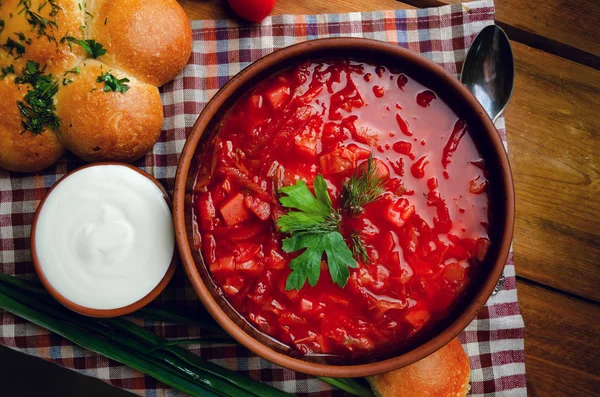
228;0;276;23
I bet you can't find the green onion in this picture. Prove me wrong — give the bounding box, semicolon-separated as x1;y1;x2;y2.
0;291;221;397
0;275;290;397
0;273;375;397
133;306;227;335
318;377;375;397
149;338;236;351
101;317;286;397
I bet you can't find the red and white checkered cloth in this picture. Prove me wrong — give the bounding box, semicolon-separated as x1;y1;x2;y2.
0;1;526;395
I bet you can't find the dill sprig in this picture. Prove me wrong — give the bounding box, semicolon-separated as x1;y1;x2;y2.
17;0;60;45
342;154;387;215
2;37;26;58
0;65;15;79
14;60;60;135
351;233;370;264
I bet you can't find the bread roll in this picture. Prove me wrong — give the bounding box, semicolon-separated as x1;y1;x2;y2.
0;76;65;172
0;0;191;172
0;0;85;75
91;0;193;86
55;59;163;162
367;339;471;397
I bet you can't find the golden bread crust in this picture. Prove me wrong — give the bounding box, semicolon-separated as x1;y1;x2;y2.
0;0;85;76
0;0;191;172
367;339;471;397
55;60;163;162
91;0;192;86
0;76;65;172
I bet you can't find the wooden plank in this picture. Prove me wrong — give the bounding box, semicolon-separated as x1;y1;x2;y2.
179;0;600;71
507;41;600;303
401;0;600;69
518;279;600;396
178;0;410;21
178;0;600;302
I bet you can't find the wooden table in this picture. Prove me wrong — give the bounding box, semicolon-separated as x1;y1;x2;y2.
5;1;595;395
175;1;600;396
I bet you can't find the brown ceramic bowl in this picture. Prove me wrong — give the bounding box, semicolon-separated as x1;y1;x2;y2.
31;162;177;318
174;38;514;377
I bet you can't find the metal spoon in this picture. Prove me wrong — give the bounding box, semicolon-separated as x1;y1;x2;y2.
460;25;514;294
461;25;515;122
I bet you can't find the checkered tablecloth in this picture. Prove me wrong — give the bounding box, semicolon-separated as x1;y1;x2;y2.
0;0;526;395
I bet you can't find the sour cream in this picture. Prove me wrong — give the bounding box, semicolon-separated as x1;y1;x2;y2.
34;165;174;310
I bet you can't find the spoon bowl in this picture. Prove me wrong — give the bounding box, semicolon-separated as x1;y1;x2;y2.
461;25;515;122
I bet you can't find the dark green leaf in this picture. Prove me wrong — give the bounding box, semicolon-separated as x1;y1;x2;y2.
24;8;59;44
277;211;324;234
2;37;26;58
0;64;14;79
279;179;330;216
323;232;357;287
313;174;332;208
62;36;106;58
278;176;359;290
287;234;326;288
14;61;60;134
14;31;32;44
96;71;130;93
63;66;80;76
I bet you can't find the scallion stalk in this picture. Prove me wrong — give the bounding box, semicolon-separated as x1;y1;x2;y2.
0;278;291;397
0;291;222;397
149;338;236;350
133;306;228;335
0;273;375;397
318;377;375;397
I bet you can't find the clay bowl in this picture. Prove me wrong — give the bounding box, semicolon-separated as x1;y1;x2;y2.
174;38;514;377
31;162;177;318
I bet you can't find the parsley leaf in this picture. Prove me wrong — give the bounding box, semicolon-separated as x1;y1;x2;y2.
279;179;330;217
96;72;130;93
323;232;357;286
62;36;106;58
277;175;357;290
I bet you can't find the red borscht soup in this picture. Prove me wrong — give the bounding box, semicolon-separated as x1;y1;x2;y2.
192;60;490;355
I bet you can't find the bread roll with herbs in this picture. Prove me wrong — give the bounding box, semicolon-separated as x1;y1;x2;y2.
55;60;163;162
367;338;471;397
90;0;193;87
0;75;64;172
0;0;85;75
0;0;192;172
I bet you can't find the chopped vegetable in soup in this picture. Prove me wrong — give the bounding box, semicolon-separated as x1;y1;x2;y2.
192;60;490;355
